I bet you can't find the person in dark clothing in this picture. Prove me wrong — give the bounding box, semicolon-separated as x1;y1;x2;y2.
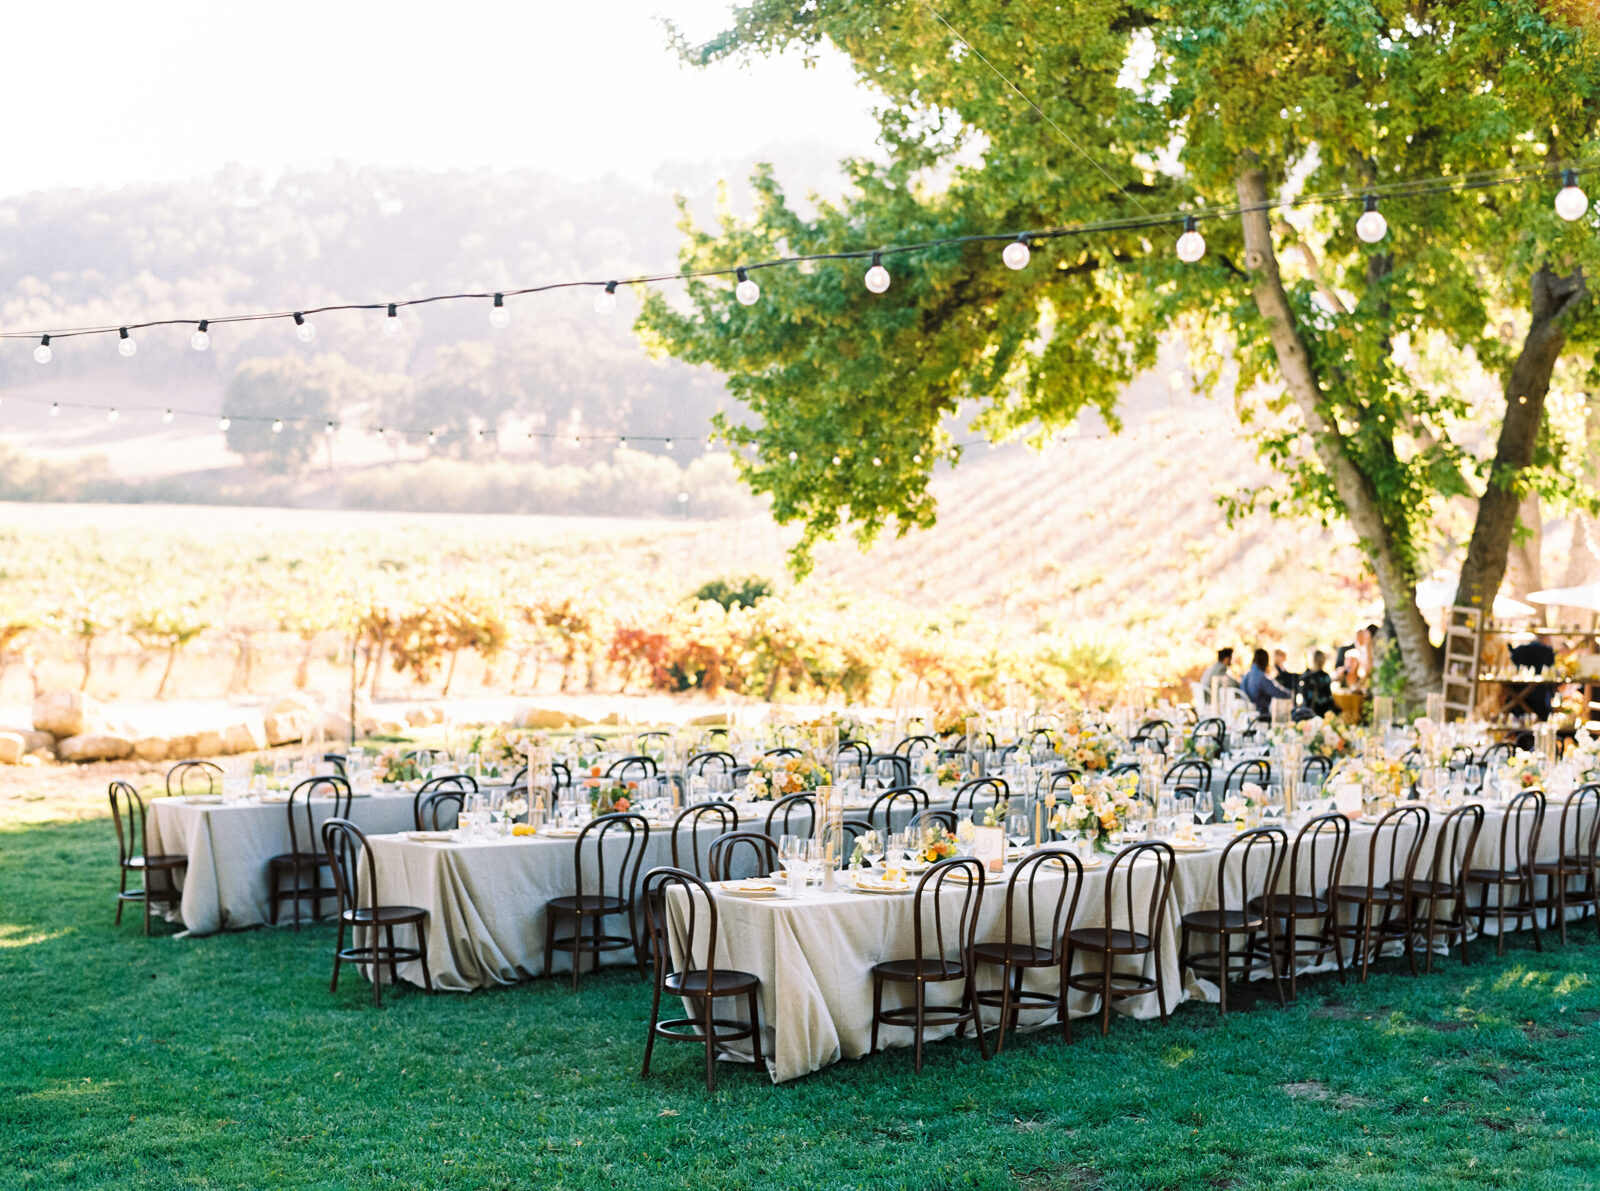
1298;650;1337;717
1241;647;1294;720
1271;649;1300;693
1508;634;1558;720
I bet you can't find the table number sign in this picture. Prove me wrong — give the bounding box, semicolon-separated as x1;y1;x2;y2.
972;825;1005;873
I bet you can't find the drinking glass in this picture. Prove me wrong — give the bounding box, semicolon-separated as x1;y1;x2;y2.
1007;812;1029;858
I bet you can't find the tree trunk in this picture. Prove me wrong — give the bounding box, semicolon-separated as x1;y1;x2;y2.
442;648;460;696
1235;161;1440;691
79;639;94;692
1455;265;1586;613
1503;493;1543;601
155;645;179;700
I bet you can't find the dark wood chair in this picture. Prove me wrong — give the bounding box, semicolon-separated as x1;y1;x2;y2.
1065;841;1178;1035
267;775;351;929
869;856;989;1073
165;759;222;797
763;792;816;839
1164;758;1212;797
1180;827;1286;1013
1222;758;1272;801
108;781;186;935
1132;720;1171;750
1191;717;1227;756
415;791;464;831
1333;804;1430;981
1248;812;1348;999
671;801;738;879
640;867;762;1091
1530;784;1600;944
707;831;779;882
1465;789;1545;955
320;817;431;1007
835;739;872;774
908;809;958;836
973;848;1083;1050
544;812;650;991
869;785;928;832
1301;755;1332;786
1402;803;1484;972
868;753;912;788
1479;741;1517;771
686;751;736;781
412;774;476;830
950;777;1008;819
764;746;804;759
606;755;659;781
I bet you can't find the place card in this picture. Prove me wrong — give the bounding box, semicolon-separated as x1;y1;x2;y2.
972;825;1005;873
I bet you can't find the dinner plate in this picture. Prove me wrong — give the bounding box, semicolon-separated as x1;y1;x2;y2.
853;878;912;894
184;795;224;804
404;830;456;842
541;826;584;838
722;881;783;898
1170;840;1209;852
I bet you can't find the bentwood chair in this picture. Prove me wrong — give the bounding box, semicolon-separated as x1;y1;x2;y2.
869;753;912;789
687;751;737;782
415;791;464;831
320;817;431;1007
836;739;872;774
165;759;222;798
1301;755;1332;787
764;747;804;760
706;831;779;882
870;857;989;1073
267;775;352;929
1248;812;1348;999
1190;717;1227;756
950;777;1008;820
1180;827;1286;1014
412;774;476;830
1132;720;1171;750
640;867;763;1092
1530;785;1600;943
1222;759;1272;801
1402;803;1484;972
894;734;938;759
671;801;739;879
763;793;816;839
108;781;187;935
907;809;959;836
869;785;929;833
1465;789;1546;955
973;848;1084;1050
1164;759;1212;800
1333;805;1430;981
544;812;650;991
606;755;659;782
1479;741;1517;772
1065;841;1178;1035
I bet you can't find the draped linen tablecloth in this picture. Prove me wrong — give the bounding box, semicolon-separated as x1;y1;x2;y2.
146;791;416;935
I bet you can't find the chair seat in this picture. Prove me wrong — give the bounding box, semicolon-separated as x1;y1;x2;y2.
872;957;966;982
342;904;428;926
268;851;325;868
1530;857;1593;876
1067;927;1151;953
971;941;1056;967
1400;878;1459;898
1181;908;1263;933
664;967;760;997
1248;893;1329;917
126;854;187;870
547;894;627;914
1465;868;1526;883
1334;884;1409;906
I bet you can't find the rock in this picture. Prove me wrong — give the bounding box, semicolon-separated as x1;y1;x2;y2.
359;716;408;737
271;693;322;719
519;707;572;730
191;729;226;758
165;734;198;760
21;730;54;755
221;719;269;755
57;733;135;763
21;753;44;767
264;713;307;747
322;711;353;741
691;713;730;727
131;736;173;763
566;714;593;727
0;733;23;765
404;706;445;727
32;691;110;739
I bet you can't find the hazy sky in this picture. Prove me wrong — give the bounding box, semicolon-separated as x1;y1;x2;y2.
1;1;882;197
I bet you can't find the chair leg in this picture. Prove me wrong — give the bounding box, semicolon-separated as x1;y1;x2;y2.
1099;958;1112;1037
1216;933;1229;1016
1058;956;1074;1044
115;866;128;925
370;925;382;1009
386;923;401;988
703;992;717;1093
869;976;883;1056
967;974;990;1060
143;879;153;937
417;921;433;993
746;988;764;1069
572;912;584;993
330;920;345;993
1527;877;1544;953
912;982;927;1075
543;910;556;979
641;981;664;1078
1358;902;1373;983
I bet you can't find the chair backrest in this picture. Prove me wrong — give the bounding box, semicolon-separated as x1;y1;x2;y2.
764;792;816;838
1217;827;1286;917
1191;717;1227;753
287;775;352;857
641;867;720;981
893;733;937;759
840;818;876;860
552;761;572;790
1223;758;1271;798
1023;728;1057;754
573;812;650;905
1361;803;1429;896
869;754;911;788
1046;769;1081;797
1164;758;1211;796
1132;720;1171;749
1553;784;1600;861
869;785;929;830
950;777;1008;817
320;817;371;918
1102;840;1177;943
413;774;476;829
108;780;147;867
911;857;986;964
1285;812;1349;900
1107;762;1140;779
1424;803;1484;892
764;746;803;759
165;760;222;798
606;755;658;781
686;751;736;779
707;830;779;882
671;801;739;878
908;808;958;836
416;791;464;831
1495;789;1545;875
835;740;871;771
1446;744;1476;771
1001;848;1083;963
1480;741;1516;771
1301;755;1332;785
321;753;348;778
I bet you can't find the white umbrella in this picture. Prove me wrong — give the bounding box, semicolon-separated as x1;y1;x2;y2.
1414;577;1535;619
1526;582;1600;612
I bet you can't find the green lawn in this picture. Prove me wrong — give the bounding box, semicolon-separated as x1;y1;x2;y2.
3;811;1598;1191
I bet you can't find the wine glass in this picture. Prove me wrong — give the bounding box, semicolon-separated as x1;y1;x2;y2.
1006;812;1030;858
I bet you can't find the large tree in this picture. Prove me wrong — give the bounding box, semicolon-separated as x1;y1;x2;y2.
640;0;1600;690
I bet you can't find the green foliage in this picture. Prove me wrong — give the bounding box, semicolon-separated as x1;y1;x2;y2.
222;356;337;473
692;575;773;610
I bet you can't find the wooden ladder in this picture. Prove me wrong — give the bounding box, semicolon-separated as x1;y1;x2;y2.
1439;605;1482;722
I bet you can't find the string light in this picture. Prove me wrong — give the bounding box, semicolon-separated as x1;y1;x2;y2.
383;303;403;337
427;430;437;446
162;409;174;424
218;416;231;431
1002;236;1031;270
107;407;119;422
1355;194;1388;243
1556;168;1588;221
117;327;136;357
50;402;60;416
735;268;760;306
864;252;891;293
294;312;316;342
665;437;673;451
1175;216;1206;263
190;319;211;351
489;293;510;328
33;335;51;364
324;421;335;437
271;418;284;433
594;281;618;315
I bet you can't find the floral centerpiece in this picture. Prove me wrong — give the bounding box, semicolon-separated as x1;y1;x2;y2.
1221;781;1267;824
1054;717;1120;772
1289;714;1357;761
915;823;959;865
935;759;966;786
744;754;827;801
472;724;545;766
373;748;423;784
580;766;637;814
980;800;1010;828
1050;772;1138;850
1569;728;1600;779
1499;751;1543;790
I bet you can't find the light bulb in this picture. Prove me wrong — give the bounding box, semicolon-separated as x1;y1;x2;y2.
294;313;316;342
619;435;627;447
1002;238;1031;270
594;281;618;314
475;428;485;442
788;451;798;462
377;427;386;439
735;267;760;306
33;336;51;364
913;453;923;464
1556;169;1588;221
489;293;511;328
162;409;174;424
117;327;137;357
1175;216;1206;263
107;407;119;422
383;303;403;336
664;437;673;451
271;419;284;434
864;252;891;293
219;416;231;431
324;422;335;437
427;430;437;446
1355;195;1387;243
190;320;211;351
677;492;689;504
51;402;60;416
832;454;842;466
872;456;883;467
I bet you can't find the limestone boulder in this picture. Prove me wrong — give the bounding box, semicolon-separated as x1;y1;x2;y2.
32;691;111;739
263;713;307;747
0;733;24;765
405;705;446;727
690;713;730;727
518;707;572;730
322;711;353;742
132;736;173;763
57;733;135;763
21;730;54;755
221;719;269;755
271;693;322;719
190;729;226;758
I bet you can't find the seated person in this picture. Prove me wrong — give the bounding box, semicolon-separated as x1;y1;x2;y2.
1272;648;1300;692
1508;634;1558;720
1241;647;1294;720
1298;650;1337;717
1198;647;1240;704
